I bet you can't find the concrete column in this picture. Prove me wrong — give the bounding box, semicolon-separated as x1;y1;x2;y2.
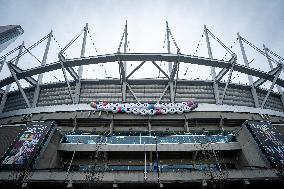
110;119;114;134
184;119;189;132
148;118;152;135
104;151;108;161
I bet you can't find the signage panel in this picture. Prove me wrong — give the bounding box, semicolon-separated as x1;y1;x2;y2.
0;121;55;170
246;121;284;175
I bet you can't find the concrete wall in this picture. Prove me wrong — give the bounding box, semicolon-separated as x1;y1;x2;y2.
236;125;271;168
0;169;279;183
0;125;23;158
3;80;284;112
36;129;63;169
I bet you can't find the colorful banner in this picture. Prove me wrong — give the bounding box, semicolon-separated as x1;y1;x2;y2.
0;121;55;170
246;121;284;174
90;100;198;115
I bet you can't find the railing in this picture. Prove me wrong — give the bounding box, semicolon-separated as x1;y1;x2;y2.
63;163;236;172
61;134;237;144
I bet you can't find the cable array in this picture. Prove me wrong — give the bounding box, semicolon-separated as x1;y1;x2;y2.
117;26;126;53
240;36;281;66
0;45;21;61
23;45;42;65
221;38;238;60
87;28;98;55
61;29;84;54
52;34;68;57
168;27;180;53
9;34;49;63
267;48;284;62
206;29;234;55
184;32;204;77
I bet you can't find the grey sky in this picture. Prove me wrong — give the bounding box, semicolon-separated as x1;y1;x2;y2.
0;0;283;90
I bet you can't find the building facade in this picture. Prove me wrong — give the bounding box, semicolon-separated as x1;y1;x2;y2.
0;25;24;53
0;23;283;188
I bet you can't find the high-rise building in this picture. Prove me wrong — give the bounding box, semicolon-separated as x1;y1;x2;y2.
0;23;283;189
0;25;24;53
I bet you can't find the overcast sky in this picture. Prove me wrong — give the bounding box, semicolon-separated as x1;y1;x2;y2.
0;0;283;90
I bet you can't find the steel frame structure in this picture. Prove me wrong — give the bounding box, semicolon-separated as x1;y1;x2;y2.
0;22;283;113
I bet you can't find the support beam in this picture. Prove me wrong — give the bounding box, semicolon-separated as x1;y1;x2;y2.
192;151;198;161
166;21;172;74
126;61;146;79
219;54;237;104
118;53;127;102
32;30;53;107
219;115;224;130
253;66;282;87
238;33;259;108
9;63;37;86
72;115;78;132
110;119;114;134
184;119;189;133
152;61;169;79
74;23;88;104
124;21;128;76
264;44;284;107
0;57;6;96
157;84;169;103
219;62;235;104
148;118;152;134
204;25;220;104
65;66;79;81
119;59;126;82
0;41;24;113
59;55;74;104
170;62;179;81
169;81;175;102
8;63;31;108
126;83;140;103
0;57;5;73
122;82;127;102
215;56;237;82
261;67;282;108
2;54;284;88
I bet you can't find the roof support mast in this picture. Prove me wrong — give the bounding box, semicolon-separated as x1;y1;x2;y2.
32;30;53;107
166;21;172;74
74;23;88;104
261;65;282;108
166;21;176;103
263;44;284;107
121;21;128;102
124;20;127;76
204;25;220;104
0;42;24;113
8;63;31;108
238;33;260;108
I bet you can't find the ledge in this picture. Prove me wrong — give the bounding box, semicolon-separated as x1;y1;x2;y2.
58;142;241;152
0;169;279;183
1;103;284;119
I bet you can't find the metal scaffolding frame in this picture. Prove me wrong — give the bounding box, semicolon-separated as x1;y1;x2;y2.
0;22;283;111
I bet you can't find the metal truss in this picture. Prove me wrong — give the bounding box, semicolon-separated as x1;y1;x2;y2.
0;22;283;111
1;53;283;87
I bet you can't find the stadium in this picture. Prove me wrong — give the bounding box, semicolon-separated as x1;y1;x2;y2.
0;22;283;189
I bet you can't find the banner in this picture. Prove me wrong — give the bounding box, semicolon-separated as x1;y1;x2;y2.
246;121;284;174
90;100;198;116
0;121;55;170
